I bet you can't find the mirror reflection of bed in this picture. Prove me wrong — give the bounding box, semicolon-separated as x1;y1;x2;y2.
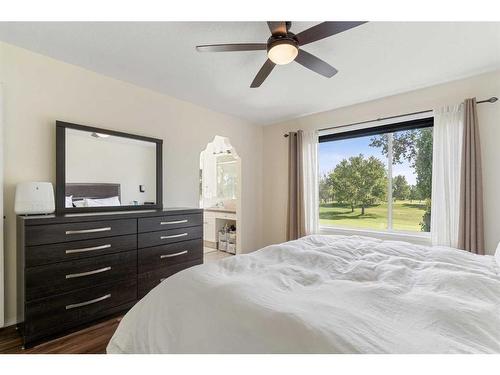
65;183;122;208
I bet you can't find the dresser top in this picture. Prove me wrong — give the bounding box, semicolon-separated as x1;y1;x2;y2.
17;207;202;225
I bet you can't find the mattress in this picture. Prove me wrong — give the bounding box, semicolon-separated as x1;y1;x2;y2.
107;235;500;353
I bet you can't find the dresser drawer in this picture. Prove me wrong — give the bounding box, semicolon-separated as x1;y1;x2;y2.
26;234;137;267
138;239;202;274
138;259;203;299
25;218;137;246
138;213;202;233
25;250;137;301
138;225;203;248
24;279;137;340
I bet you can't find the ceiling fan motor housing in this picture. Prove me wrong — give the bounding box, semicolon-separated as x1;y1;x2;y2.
266;34;298;52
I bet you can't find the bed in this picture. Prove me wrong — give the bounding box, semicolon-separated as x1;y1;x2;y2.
66;182;121;201
107;235;500;354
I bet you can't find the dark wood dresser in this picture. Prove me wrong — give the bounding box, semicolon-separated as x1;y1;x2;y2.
17;208;203;347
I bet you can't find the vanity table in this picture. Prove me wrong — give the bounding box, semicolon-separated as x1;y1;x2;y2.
203;208;237;251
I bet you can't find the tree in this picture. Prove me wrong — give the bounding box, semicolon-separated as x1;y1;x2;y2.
329;160;356;211
392;175;410;201
319;174;333;204
421;199;432;232
409;185;421;203
330;155;387;215
413;129;433;200
369;128;433;200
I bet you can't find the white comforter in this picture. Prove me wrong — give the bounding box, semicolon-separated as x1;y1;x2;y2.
107;235;500;353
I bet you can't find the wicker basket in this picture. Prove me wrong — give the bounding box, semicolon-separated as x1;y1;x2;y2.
218;239;227;251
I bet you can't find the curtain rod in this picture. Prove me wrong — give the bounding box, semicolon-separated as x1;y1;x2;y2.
283;96;498;137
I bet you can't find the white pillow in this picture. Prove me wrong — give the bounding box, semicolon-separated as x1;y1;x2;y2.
84;196;121;207
73;199;86;208
65;195;73;208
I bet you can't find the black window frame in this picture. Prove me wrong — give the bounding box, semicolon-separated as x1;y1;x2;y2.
319;117;434;143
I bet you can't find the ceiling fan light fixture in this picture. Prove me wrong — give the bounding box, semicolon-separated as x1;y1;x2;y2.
267;40;298;65
91;132;110;138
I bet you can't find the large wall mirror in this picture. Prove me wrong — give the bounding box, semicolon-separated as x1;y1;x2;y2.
56;121;162;213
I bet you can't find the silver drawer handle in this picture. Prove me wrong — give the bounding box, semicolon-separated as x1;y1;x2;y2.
65;227;111;235
65;294;111;310
160;250;188;259
160;219;188;225
66;266;112;279
65;244;111;254
160;233;188;240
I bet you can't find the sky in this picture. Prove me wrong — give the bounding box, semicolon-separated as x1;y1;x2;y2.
319;135;417;185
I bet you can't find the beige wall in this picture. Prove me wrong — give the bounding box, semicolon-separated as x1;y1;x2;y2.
263;70;500;255
0;42;264;326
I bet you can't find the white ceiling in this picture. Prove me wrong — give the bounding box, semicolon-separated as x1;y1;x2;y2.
0;22;499;125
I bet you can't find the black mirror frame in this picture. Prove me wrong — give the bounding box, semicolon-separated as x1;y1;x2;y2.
56;121;163;214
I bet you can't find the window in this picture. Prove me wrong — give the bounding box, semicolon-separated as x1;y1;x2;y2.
318;117;433;233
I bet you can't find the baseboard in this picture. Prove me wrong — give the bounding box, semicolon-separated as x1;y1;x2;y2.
1;317;19;329
204;240;216;248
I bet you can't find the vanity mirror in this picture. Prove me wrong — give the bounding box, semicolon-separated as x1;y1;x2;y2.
56;121;163;213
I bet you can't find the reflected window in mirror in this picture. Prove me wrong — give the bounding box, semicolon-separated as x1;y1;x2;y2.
216;154;238;200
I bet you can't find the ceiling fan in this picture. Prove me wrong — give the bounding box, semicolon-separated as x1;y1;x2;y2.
196;21;367;88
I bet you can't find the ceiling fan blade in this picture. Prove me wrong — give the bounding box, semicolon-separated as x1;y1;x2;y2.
267;21;287;35
196;43;267;52
295;21;367;46
295;49;338;78
250;59;276;88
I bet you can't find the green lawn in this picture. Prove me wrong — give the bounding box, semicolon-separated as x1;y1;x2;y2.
319;200;427;232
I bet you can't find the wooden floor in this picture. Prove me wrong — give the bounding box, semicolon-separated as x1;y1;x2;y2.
0;316;122;354
204;249;234;262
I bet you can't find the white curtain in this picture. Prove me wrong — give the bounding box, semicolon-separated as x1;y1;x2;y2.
431;104;464;248
302;130;319;235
